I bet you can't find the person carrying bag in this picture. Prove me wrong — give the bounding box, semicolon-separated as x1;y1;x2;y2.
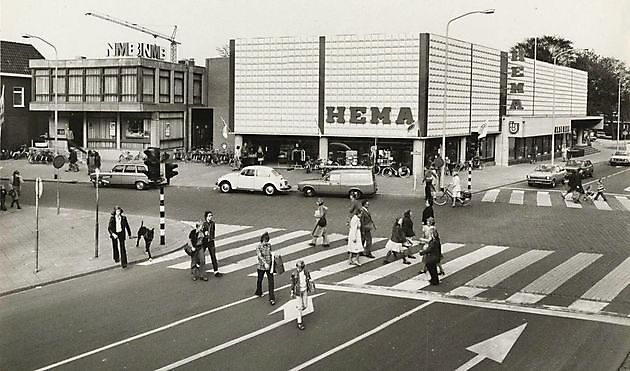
255;232;276;305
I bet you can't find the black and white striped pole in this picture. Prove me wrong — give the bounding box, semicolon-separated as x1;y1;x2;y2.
468;163;472;192
160;184;165;245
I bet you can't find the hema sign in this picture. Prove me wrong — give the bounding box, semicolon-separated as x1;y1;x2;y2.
107;42;166;60
325;106;415;126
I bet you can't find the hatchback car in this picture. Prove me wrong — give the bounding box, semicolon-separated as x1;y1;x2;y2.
609;151;630;166
90;163;161;190
216;165;291;195
526;164;567;187
297;168;377;198
564;159;594;178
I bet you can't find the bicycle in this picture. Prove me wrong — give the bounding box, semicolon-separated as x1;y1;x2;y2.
433;184;472;207
118;150;143;162
380;162;411;178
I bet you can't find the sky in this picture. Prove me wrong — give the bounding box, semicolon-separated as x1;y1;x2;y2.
1;0;629;66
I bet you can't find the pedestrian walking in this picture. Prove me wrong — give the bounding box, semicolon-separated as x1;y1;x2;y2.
417;218;445;275
254;232;276;305
451;172;462;207
10;170;23;209
67;147;78;172
94;150;102;171
419;228;442;285
0;184;7;211
434;153;444;185
189;220;208;281
423;165;437;202
256;146;265;165
383;217;411;265
290;260;314;330
359;200;376;258
347;193;361;227
421;199;434;225
107;206;132;269
203;211;223;277
401;209;417;259
347;208;363;266
594;177;607;201
310;198;330;247
87;150;95;175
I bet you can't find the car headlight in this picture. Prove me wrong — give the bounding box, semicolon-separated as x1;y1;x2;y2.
527;175;530;179
545;176;549;180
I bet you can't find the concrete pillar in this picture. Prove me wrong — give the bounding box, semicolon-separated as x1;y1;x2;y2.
459;137;467;162
82;112;88;149
576;128;584;145
115;112;121;150
234;134;243;150
412;139;424;178
318;137;329;161
495;118;510;166
151;112;160;148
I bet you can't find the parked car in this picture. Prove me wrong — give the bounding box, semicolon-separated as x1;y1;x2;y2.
89;163;161;190
297;168;377;198
564;159;594;178
609;151;630;166
216;165;291;196
526;164;567;187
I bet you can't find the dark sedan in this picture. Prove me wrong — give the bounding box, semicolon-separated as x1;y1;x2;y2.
564;159;594;178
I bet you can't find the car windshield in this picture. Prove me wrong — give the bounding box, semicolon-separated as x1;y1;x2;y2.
614;151;628;156
566;160;581;166
535;165;553;172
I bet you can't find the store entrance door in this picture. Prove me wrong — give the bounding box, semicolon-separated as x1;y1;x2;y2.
68;112;85;153
191;108;213;149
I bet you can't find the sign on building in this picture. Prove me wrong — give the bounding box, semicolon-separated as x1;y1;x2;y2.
107;42;166;60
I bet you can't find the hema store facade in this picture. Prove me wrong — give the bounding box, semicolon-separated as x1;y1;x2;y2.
228;33;503;175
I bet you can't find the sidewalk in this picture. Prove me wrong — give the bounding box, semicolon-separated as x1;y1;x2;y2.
0;140;619;196
0;206;190;296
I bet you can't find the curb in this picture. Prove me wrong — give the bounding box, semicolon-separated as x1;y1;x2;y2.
0;176;82;184
0;241;187;298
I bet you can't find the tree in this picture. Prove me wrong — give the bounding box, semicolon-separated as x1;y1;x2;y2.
216;44;230;58
513;36;574;64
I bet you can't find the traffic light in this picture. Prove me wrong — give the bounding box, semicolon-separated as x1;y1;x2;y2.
143;147;161;182
165;162;179;185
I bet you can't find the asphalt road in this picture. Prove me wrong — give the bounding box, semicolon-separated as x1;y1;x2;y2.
2;174;630;370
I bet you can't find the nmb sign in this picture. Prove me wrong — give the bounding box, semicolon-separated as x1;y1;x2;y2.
107;42;167;60
508;48;526;111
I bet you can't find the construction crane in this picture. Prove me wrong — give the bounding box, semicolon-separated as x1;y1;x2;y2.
85;12;180;62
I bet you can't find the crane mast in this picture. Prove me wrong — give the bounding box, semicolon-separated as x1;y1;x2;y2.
85;12;180;62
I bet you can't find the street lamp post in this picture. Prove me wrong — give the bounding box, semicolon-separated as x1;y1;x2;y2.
442;9;494;189
617;79;622;151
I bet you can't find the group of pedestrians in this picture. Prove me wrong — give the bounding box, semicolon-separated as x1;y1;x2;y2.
0;170;24;211
187;211;224;281
346;198;377;266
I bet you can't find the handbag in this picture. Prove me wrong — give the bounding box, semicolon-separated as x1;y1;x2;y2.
272;254;285;274
317;216;327;227
183;243;194;257
307;280;316;293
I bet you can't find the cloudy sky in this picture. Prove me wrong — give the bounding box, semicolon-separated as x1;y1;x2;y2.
2;0;628;65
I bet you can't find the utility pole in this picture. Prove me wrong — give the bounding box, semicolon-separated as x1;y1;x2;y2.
94;169;100;258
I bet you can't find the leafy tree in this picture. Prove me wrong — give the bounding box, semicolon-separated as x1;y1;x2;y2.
513;36;574;64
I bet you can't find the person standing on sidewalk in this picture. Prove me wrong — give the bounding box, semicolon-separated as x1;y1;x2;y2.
359;200;376;258
94;150;102;172
254;232;276;305
310;198;330;247
290;260;314;330
10;171;24;209
189;220;208;281
0;184;7;211
107;206;132;269
593;178;607;201
347;208;363;266
203;211;223;278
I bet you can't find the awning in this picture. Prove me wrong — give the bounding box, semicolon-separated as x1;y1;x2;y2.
571;116;604;129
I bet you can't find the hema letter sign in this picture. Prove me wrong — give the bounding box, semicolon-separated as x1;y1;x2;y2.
508;48;525;111
326;106;414;126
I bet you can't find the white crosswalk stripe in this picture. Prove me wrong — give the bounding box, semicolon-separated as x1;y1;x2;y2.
536;192;552;207
478;189;626;211
508;190;524;205
569;256;630;313
615;195;630;211
481;189;500;202
592;199;612;210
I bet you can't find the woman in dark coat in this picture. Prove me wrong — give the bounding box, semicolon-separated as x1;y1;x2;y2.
421;199;434;225
401;209;417;259
419;228;441;285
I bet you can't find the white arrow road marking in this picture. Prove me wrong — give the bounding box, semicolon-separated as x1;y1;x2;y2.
288;301;433;371
455;323;527;371
154;294;325;371
625;186;630;192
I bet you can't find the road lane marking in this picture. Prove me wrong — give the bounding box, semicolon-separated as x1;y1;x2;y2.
167;227;285;269
309;238;388;280
568;256;630;312
536;192;552;207
508;190;524;205
563;196;583;208
288;301;433;371
220;234;345;274
592;199;612;210
319;284;630;327
33;286;289;371
481;189;500;202
449;250;553;298
507;252;602;304
338;242;422;285
615;195;630;211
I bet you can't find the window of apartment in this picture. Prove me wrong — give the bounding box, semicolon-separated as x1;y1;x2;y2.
12;87;25;107
68;68;84;102
142;68;155;103
104;68;119;102
193;73;202;104
85;68;101;102
55;69;67;101
35;69;50;101
121;67;137;102
174;71;184;103
159;70;170;103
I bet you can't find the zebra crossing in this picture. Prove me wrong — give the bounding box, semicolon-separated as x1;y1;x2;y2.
480;188;630;211
147;223;630;317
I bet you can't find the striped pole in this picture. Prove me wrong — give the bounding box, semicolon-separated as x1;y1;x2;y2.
160;185;165;245
468;163;472;192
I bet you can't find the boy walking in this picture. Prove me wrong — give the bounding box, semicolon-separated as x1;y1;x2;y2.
594;178;607;201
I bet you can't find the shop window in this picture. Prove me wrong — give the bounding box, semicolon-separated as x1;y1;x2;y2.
12;87;24;107
159;70;170;103
35;69;50;101
478;137;495;160
85;68;101;102
68;68;84;102
121;67;137;102
104;68;118;102
174;71;184;103
125;118;149;139
142;68;155;103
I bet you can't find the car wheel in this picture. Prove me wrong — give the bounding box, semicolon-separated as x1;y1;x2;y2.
551;179;557;188
349;189;362;199
219;181;232;193
135;181;146;190
303;187;315;197
263;184;276;196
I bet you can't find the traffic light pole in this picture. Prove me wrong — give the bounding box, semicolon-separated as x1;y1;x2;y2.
160;184;165;245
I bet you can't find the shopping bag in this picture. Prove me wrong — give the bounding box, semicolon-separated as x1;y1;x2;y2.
273;255;285;274
183;243;194;257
